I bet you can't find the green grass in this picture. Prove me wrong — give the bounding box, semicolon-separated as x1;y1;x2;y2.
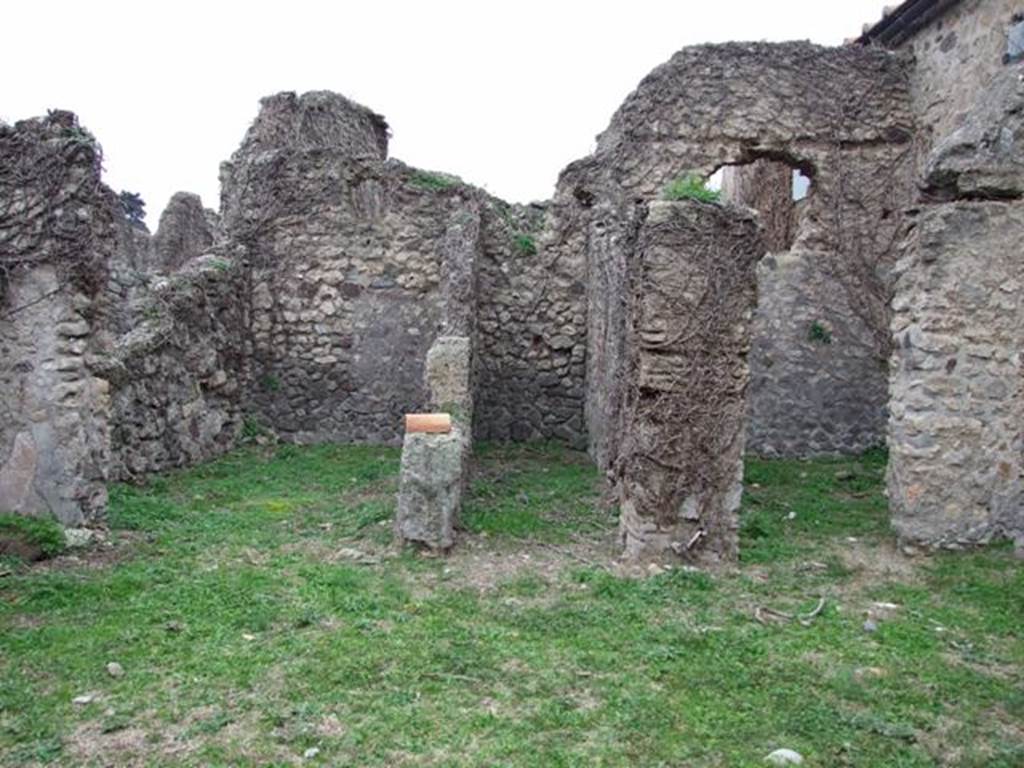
408;171;461;192
0;513;65;562
0;443;1020;766
662;173;721;203
512;233;537;256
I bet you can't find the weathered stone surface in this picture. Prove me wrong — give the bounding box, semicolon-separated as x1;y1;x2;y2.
395;428;465;551
888;201;1024;548
425;335;473;429
561;41;914;465
474;200;588;447
924;64;1024;200
104;254;248;479
895;0;1022;169
747;250;890;457
221;91;483;445
721;159;797;254
151;191;219;272
614;201;763;563
0;114;114;525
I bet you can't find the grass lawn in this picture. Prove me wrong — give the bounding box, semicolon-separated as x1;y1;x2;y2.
1;443;1021;766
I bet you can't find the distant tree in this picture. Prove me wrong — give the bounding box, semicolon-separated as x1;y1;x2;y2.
118;190;147;230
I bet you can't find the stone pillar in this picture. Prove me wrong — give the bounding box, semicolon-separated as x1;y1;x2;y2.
395;202;480;551
615;201;763;563
0;267;109;525
888;202;1024;548
395;335;474;551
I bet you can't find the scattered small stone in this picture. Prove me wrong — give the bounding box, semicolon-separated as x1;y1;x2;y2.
303;747;320;760
334;547;379;565
106;662;125;678
164;620;185;633
242;633;257;641
834;469;856;481
64;528;96;548
854;666;886;681
863;619;879;633
517;491;530;504
901;544;920;557
765;748;804;765
786;511;796;521
72;693;97;706
647;563;665;576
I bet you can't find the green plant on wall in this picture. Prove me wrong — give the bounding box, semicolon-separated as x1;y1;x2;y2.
808;321;833;345
260;374;281;392
409;171;460;192
513;233;537;256
662;173;721;203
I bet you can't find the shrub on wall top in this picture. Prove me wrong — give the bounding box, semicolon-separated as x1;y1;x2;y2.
662;174;721;203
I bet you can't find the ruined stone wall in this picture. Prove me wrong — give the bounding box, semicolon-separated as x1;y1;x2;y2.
615;201;763;563
563;42;915;466
221;91;484;445
150;192;219;273
898;0;1023;168
720;160;796;253
887;59;1024;548
0;113;115;525
104;255;249;480
474;201;588;447
889;201;1024;547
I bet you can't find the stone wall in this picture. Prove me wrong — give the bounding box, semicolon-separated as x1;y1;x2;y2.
897;0;1023;169
887;54;1024;548
150;192;219;272
614;201;763;563
561;42;915;466
474;200;588;447
0;113;115;525
221;91;486;445
104;255;249;480
720;160;888;456
720;160;796;254
889;201;1024;547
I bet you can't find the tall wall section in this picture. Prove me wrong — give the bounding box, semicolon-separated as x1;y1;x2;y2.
220;92;466;444
563;42;916;469
0;113;115;525
883;0;1024;547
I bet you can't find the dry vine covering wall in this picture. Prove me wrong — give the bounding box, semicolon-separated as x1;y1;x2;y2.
561;41;916;464
0;112;116;524
615;201;763;563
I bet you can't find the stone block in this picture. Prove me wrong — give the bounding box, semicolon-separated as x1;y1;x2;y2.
395;428;466;551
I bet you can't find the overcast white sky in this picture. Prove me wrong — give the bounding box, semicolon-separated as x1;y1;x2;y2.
5;1;889;223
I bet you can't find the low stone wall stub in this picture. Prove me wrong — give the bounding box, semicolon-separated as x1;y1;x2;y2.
394;427;465;551
615;201;763;563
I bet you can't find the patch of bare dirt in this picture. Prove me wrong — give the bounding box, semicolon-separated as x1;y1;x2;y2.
835;538;922;586
405;529;620;596
33;530;147;575
67;722;151;767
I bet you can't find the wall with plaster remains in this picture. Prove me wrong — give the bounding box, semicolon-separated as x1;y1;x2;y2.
0;113;114;525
